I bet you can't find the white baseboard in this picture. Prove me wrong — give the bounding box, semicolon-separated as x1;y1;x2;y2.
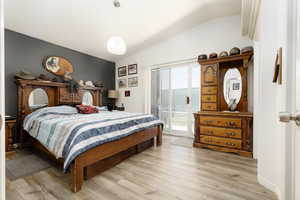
257;175;282;200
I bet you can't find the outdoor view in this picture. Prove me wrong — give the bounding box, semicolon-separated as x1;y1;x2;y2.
157;64;200;137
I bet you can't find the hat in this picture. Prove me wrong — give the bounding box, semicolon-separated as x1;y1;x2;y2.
209;52;218;59
37;74;52;82
230;47;241;56
198;54;207;61
15;71;36;80
94;80;104;87
219;51;229;57
241;46;254;54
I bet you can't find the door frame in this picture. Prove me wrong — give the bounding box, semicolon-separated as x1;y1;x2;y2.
0;0;5;198
285;0;299;199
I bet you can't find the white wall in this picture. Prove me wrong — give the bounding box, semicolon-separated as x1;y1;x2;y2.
254;0;288;199
115;15;253;113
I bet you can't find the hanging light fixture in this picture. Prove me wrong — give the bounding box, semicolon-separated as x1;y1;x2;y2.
107;0;126;55
107;36;127;55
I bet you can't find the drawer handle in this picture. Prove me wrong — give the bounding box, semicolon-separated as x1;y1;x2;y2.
204;120;213;124
225;142;236;146
226;122;237;126
227;132;236;136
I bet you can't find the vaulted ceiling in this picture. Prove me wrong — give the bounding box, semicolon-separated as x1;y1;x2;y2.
5;0;241;62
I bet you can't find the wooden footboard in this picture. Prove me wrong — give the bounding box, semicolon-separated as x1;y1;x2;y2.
70;125;162;192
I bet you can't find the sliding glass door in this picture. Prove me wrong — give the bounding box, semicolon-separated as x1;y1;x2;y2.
151;62;200;138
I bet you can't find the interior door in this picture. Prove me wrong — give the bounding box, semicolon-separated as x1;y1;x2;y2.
0;0;5;198
294;1;300;197
280;0;300;199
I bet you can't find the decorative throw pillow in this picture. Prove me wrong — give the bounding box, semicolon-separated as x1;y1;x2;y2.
76;105;99;114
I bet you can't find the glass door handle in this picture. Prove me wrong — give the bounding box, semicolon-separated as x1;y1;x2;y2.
186;96;190;104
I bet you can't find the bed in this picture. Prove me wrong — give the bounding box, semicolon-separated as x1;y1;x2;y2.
16;79;163;192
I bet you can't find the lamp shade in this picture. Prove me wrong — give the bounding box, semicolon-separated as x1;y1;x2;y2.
108;90;118;99
107;36;127;55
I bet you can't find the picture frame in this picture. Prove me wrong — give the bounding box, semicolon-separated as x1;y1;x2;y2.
125;90;130;97
118;66;127;77
128;77;138;87
128;64;138;75
118;79;127;88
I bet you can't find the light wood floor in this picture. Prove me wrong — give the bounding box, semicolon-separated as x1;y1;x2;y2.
6;136;277;200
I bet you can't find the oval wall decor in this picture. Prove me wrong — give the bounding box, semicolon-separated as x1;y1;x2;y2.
43;56;74;77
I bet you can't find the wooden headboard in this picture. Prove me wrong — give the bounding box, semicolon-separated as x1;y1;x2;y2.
16;79;106;142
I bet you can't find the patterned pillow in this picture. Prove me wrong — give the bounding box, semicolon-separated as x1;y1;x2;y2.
76;105;99;114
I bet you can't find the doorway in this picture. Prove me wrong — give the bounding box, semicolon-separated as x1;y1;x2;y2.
151;61;200;138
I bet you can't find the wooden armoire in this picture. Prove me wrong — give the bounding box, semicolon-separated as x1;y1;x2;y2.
194;51;253;157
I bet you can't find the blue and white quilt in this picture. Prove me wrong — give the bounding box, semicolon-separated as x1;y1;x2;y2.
23;106;163;171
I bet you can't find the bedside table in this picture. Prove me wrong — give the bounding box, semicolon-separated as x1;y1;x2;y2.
5;119;16;157
115;107;125;111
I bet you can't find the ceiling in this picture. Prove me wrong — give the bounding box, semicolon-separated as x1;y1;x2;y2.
5;0;241;62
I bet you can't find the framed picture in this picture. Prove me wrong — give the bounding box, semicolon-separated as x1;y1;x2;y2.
125;90;130;97
128;64;138;75
118;79;127;88
118;66;127;77
128;77;138;87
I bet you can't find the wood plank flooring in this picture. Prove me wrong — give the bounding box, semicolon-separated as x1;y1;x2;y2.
6;136;277;200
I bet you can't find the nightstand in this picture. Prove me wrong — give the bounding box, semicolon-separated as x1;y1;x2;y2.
5;119;16;157
115;107;125;111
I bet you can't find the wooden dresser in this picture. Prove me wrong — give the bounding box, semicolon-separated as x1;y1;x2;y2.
194;52;253;157
194;112;253;157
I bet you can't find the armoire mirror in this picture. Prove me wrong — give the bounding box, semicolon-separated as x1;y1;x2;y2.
223;68;242;110
82;91;93;106
28;88;49;110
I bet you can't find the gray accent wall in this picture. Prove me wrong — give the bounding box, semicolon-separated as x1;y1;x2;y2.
5;29;115;116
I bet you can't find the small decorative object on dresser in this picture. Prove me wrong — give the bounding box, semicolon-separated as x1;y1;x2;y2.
5;117;16;157
195;50;253;157
128;64;138;75
128;77;138;87
118;66;127;77
209;52;218;59
198;54;208;61
229;47;241;56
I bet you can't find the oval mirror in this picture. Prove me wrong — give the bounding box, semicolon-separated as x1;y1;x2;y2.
82;91;93;106
223;68;242;110
28;88;49;110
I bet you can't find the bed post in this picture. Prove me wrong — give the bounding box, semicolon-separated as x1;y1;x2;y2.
71;158;84;192
157;125;162;146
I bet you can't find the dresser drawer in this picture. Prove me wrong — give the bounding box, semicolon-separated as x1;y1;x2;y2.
202;87;217;95
200;135;242;149
199;116;242;128
200;126;242;139
202;103;217;111
201;95;217;103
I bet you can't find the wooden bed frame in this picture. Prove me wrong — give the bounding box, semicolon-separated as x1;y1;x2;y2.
16;79;162;192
